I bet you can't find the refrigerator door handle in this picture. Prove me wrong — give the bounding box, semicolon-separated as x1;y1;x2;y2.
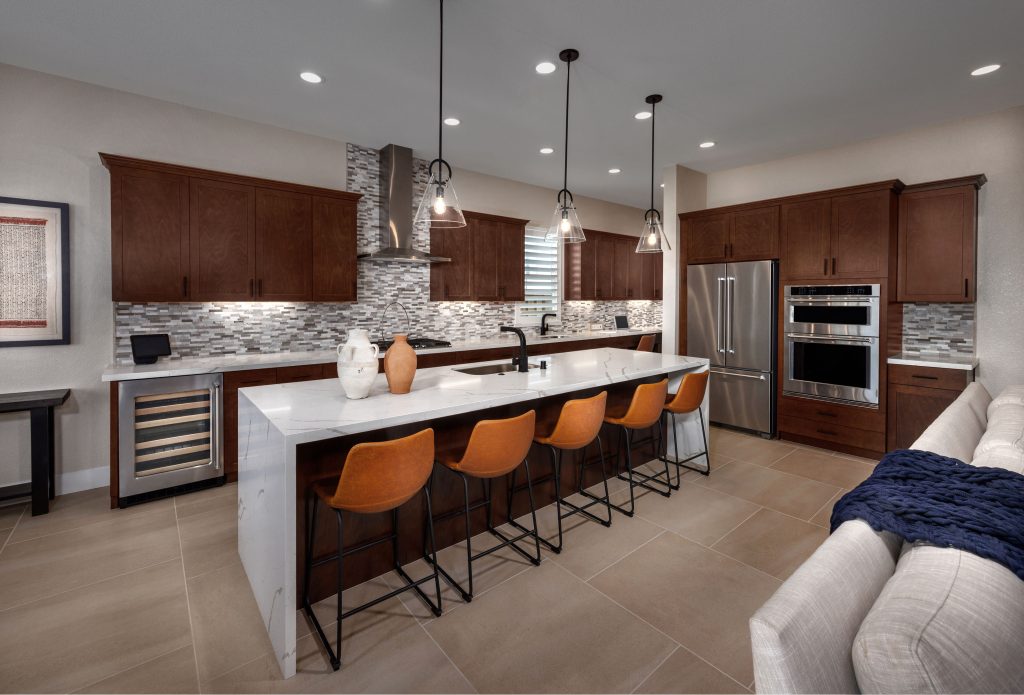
717;277;726;353
727;276;736;354
710;368;766;381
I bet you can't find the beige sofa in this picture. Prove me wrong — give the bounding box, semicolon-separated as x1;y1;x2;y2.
750;382;1024;693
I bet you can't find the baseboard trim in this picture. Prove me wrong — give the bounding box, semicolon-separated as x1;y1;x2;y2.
3;465;108;499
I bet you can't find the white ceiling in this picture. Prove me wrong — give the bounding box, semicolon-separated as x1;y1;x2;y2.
1;0;1022;208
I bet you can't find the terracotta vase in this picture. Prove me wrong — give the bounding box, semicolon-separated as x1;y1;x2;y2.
384;333;417;394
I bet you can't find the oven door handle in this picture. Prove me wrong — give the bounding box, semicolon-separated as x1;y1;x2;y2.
787;333;876;344
785;297;878;303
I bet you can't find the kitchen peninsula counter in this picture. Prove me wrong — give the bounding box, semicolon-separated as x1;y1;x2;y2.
237;347;706;678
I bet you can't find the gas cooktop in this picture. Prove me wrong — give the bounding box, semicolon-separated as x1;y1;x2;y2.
372;337;453;351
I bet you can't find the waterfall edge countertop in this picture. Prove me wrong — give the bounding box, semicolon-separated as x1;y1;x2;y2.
101;328;662;382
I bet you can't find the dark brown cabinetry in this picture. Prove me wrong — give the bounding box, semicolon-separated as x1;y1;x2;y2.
430;210;528;302
683;213;731;264
887;364;973;450
564;229;661;301
780;198;831;280
101;154;361;303
683;206;779;264
897;176;985;303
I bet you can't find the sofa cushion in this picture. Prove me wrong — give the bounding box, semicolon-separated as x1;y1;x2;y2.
988;385;1024;417
913;402;984;464
852;543;1024;694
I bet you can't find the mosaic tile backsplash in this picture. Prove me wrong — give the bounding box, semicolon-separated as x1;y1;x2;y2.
112;143;662;362
901;303;975;357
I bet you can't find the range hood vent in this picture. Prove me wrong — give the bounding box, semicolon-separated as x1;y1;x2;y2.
358;144;450;264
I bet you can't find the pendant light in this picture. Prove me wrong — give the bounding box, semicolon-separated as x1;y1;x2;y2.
414;0;466;229
636;94;670;253
546;49;585;243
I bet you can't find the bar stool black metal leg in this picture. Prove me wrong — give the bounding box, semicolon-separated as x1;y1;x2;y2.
332;509;344;670
421;487;444;615
522;458;543;563
608;427;636;517
570;438;614;527
518;445;564;553
660;408;712;479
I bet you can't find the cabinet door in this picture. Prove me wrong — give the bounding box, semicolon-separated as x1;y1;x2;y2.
595;233;616;300
429;228;445;301
653;252;663;300
684;213;730;264
111;166;190;301
612;236;632;300
440;225;473;300
627;244;644;299
255;188;312;301
498;222;525;301
189;178;255;301
222;368;279;481
472;219;501;300
897;185;976;302
579;235;598;300
312;196;358;302
830;189;891;279
730;206;779;261
887;383;959;451
641;252;657;300
564;240;582;300
780;198;831;280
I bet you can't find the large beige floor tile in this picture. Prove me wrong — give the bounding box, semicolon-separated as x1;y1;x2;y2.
0;559;191;694
175;483;237;520
589;532;780;686
701;459;841;520
187;561;275;682
624;483;761;547
179;503;238;579
635;646;749;694
712;508;828;580
0;506;180;610
9;487;172;543
427;561;675;693
716;435;797;467
809;489;847;528
0;502;26;531
771;449;875;489
75;645;199;694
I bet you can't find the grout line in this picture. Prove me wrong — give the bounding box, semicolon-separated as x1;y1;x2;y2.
0;504;27;557
805;490;844;528
70;643;195;694
4;501;175;547
706;507;764;549
577;523;667;583
417;617;480;694
174;495;203;694
586;529;667;583
630;644;680;694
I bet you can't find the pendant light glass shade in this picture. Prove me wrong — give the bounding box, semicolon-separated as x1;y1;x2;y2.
415;169;466;228
546;199;585;243
636;211;669;253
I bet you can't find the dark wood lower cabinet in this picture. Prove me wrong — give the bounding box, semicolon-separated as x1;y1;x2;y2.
886;364;973;451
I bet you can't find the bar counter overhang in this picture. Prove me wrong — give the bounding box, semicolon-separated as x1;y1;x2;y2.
237;347;709;677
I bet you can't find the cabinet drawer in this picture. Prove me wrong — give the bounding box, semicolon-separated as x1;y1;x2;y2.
224;368;278;390
779;396;884;433
888;364;971;390
277;364;325;383
780;415;885;452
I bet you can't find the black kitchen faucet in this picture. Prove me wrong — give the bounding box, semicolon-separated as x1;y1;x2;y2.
500;326;529;373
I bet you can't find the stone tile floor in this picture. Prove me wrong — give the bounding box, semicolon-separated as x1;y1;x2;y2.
0;427;876;693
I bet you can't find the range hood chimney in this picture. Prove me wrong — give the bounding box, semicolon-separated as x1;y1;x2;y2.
358;144;450;263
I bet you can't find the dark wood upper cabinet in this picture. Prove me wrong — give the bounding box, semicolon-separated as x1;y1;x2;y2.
730;206;779;261
312;196;358;302
189;178;255;301
612;236;633;300
595;233;617;300
627;243;644;299
472;219;502;301
255;188;313;301
830;189;894;279
437;225;474;300
564;234;598;301
109;165;190;301
430;210;527;302
498;221;525;301
897;175;985;303
641;252;664;300
563;229;656;301
684;213;730;264
780;198;832;280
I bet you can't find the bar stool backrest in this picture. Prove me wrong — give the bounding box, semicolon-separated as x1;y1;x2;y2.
539;391;608;450
451;410;537;479
329;428;435;514
665;371;710;415
617;379;669;429
636;335;656;352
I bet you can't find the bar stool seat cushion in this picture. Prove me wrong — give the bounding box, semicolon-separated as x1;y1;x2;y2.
441;411;536;479
665;371;710;415
603;379;668;430
535;392;608;450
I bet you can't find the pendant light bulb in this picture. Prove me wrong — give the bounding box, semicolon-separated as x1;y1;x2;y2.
560;210;571;233
648;229;657;245
433;185;447;215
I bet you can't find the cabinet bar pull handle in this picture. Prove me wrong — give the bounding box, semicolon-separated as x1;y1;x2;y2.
249;279;254;297
257;279;262;297
724;243;728;257
912;374;939;380
182;276;188;297
832;257;837;274
823;258;828;275
816;410;837;418
964;278;969;298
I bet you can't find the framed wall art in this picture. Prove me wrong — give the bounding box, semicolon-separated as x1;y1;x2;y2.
0;196;70;346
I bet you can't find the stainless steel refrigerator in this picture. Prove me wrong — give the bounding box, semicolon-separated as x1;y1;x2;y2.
687;260;776;435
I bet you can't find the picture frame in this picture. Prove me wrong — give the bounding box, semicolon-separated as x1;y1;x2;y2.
0;196;71;346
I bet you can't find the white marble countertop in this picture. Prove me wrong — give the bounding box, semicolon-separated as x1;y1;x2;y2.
887;353;978;371
100;328;661;382
238;347;705;446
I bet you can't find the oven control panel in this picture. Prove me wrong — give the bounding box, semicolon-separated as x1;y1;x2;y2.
787;285;878;297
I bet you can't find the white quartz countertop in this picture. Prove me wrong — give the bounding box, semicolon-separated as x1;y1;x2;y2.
101;328;661;382
887;353;978;371
238;347;705;446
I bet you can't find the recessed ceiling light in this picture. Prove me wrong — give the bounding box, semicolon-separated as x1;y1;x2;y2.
535;61;557;74
443;117;460;126
608;168;622;174
660;183;665;188
634;111;652;120
539;147;554;154
699;141;716;148
970;64;1001;76
299;71;323;84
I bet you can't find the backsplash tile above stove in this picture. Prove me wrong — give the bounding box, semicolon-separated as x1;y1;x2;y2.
901;302;975;357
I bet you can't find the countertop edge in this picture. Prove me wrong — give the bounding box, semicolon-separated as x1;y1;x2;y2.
887;355;978;371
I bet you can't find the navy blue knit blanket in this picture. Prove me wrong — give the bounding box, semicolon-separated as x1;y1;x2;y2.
831;449;1024;580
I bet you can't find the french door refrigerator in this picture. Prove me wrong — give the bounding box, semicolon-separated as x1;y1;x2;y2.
687;260;776;435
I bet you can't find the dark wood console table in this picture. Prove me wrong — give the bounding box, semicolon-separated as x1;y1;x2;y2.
0;389;70;516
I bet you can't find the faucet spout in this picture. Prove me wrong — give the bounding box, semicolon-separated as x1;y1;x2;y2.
540;313;557;336
500;326;530;373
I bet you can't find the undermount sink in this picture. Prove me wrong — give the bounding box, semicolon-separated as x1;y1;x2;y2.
536;334;568;340
454;362;540;376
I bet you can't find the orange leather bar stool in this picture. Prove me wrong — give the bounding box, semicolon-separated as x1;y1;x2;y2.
302;428;442;671
514;391;611;554
662;371;711;488
604;378;671;517
636;334;656;352
428;411;541;601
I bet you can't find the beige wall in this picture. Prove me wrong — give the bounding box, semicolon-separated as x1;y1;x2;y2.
704;105;1024;395
661;165;708;353
0;63;643;490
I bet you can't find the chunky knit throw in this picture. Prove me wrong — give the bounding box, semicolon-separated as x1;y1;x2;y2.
831;449;1024;580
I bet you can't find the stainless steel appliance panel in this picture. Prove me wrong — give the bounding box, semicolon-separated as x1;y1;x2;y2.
686;263;726;366
784;284;880;337
783;333;879;405
709;367;772;434
724;261;775;373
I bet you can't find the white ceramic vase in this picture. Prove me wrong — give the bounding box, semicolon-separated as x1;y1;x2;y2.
337;329;380;400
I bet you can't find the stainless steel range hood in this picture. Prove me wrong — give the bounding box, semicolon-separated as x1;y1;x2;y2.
358;144;450;264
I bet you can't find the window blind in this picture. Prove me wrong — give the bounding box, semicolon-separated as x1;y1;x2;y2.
519;227;560;321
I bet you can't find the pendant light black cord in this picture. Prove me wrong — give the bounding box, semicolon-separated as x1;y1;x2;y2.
437;0;444;174
649;99;655;213
563;57;570;195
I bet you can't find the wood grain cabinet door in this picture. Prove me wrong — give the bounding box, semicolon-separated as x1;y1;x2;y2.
472;219;502;300
887;383;960;451
498;222;525;301
441;225;474;300
641;252;658;300
111;166;190;301
730;206;779;261
254;188;313;301
579;234;598;300
595;233;616;300
897;185;976;302
627;244;644;299
189;178;255;301
830;189;892;279
612;235;632;300
312;196;358;302
780;198;831;281
563;240;582;300
653;252;663;300
684;213;730;264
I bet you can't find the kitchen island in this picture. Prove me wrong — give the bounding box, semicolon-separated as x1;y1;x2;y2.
237;347;708;678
